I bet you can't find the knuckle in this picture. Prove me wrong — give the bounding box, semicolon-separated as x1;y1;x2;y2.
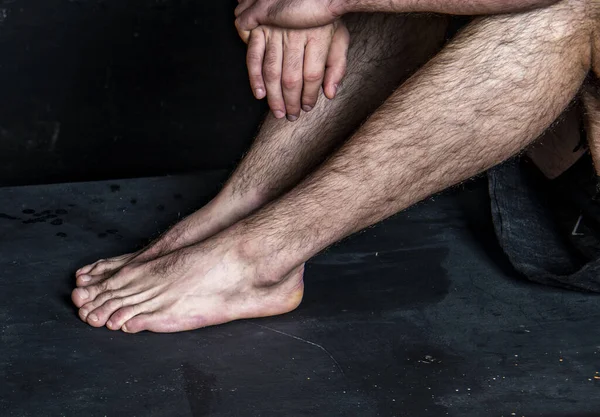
250;75;264;87
304;71;324;83
302;94;318;105
107;298;123;309
286;103;300;113
247;52;263;63
263;50;279;67
282;77;301;90
97;280;109;293
263;67;280;81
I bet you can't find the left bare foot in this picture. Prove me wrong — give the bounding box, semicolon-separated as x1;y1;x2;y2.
74;191;254;284
71;240;305;333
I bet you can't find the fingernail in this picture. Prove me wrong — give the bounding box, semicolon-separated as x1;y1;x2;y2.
78;288;89;299
255;88;265;99
302;105;313;112
287;114;298;122
273;110;285;119
80;275;91;283
89;314;99;322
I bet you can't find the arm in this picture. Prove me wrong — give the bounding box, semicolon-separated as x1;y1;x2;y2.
340;0;560;15
235;0;561;32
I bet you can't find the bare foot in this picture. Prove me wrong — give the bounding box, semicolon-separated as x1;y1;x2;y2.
75;192;257;283
71;240;305;333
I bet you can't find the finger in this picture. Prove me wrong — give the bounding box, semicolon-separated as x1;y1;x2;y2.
247;30;267;99
281;37;305;121
263;32;286;119
235;3;262;32
234;0;254;17
302;39;328;112
235;19;252;44
324;24;350;100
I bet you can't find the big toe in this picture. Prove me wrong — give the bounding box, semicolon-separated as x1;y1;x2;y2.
71;287;92;308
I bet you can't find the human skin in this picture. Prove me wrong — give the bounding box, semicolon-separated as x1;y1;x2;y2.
74;1;599;333
234;0;561;37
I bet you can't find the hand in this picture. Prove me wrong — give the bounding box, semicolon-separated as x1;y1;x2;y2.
235;0;343;41
246;22;349;121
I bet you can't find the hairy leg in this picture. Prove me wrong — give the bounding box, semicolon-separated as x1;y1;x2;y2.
73;0;597;334
75;13;449;282
582;21;600;168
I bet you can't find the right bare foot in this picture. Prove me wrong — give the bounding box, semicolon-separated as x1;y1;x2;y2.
72;236;306;333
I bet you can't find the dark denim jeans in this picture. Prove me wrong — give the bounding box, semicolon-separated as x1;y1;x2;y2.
488;154;600;292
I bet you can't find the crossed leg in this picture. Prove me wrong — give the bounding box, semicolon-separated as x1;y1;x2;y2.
72;1;598;333
75;13;449;283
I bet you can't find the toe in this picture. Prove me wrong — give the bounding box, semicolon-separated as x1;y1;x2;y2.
88;254;133;276
107;303;149;331
122;313;154;334
76;262;98;277
71;286;94;308
86;297;126;327
75;273;103;287
71;278;114;307
76;253;134;278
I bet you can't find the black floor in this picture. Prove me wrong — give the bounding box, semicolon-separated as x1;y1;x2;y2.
1;173;599;417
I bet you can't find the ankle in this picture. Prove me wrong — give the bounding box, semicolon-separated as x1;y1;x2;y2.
216;184;270;219
219;227;295;288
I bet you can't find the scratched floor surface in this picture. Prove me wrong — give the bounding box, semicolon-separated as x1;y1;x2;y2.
1;172;599;417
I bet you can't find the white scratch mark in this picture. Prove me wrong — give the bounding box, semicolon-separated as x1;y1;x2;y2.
50;121;61;151
572;214;584;236
252;323;345;376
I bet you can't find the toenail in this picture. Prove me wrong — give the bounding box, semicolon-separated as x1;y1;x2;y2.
302;105;313;112
287;114;298;122
78;288;89;299
89;314;99;322
107;320;113;328
80;275;91;282
80;309;88;318
122;324;129;333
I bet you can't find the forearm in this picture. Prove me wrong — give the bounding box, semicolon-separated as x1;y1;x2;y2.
227;1;589;281
339;0;560;15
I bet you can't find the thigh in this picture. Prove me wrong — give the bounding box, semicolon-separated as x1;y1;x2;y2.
592;1;600;76
342;13;451;95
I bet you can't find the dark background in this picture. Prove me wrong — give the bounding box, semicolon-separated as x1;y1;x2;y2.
0;0;266;186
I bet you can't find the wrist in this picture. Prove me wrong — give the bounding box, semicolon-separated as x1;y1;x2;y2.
331;0;352;17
